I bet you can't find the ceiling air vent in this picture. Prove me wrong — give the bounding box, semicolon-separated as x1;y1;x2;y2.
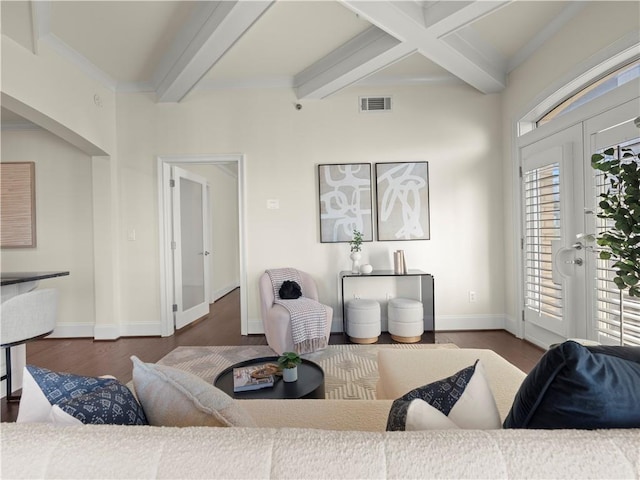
359;96;392;113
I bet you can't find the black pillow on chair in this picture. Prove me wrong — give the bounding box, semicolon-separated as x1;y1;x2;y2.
279;280;302;299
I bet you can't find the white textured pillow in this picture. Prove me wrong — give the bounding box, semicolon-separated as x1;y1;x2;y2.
387;360;501;431
131;356;256;427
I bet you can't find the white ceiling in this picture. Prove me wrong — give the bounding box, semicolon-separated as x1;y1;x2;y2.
1;0;589;107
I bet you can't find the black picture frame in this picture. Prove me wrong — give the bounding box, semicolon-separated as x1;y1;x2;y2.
318;163;373;243
375;162;430;241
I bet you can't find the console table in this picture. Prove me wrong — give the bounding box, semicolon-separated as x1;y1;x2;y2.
339;269;435;336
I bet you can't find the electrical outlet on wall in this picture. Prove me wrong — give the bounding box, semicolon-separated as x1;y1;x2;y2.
386;293;393;300
469;291;477;303
353;293;361;299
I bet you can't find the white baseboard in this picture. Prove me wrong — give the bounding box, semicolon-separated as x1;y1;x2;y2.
503;314;521;338
434;314;506;331
212;284;239;302
49;323;95;338
120;322;162;337
49;322;163;340
249;315;508;335
248;317;264;334
93;324;121;340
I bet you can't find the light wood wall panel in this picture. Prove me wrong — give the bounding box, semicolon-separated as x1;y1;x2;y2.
1;162;36;247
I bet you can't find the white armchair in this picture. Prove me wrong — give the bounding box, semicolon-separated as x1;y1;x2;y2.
1;288;58;401
259;271;332;355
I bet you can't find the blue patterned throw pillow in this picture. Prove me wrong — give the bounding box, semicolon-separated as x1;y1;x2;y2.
386;360;501;431
16;365;148;425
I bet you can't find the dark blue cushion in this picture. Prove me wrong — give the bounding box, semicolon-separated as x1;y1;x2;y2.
503;341;640;429
27;365;148;425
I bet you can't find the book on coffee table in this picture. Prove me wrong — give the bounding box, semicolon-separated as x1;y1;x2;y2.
232;365;276;392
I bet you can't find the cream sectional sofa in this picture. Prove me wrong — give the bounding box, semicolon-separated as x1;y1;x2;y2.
2;348;639;479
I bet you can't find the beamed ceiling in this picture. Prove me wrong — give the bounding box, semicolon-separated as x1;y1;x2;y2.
1;0;592;105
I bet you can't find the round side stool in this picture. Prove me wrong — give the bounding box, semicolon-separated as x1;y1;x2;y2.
347;299;381;344
388;298;423;343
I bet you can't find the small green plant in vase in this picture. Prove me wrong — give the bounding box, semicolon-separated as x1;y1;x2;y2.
349;229;363;273
278;351;301;382
349;229;363;253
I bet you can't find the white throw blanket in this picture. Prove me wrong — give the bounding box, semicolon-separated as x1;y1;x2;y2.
266;268;327;354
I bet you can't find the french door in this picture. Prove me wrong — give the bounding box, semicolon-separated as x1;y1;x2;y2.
171;166;210;329
520;101;640;347
585;100;640;346
521;124;586;346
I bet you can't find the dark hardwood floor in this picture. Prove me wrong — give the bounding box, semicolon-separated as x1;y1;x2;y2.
1;288;544;422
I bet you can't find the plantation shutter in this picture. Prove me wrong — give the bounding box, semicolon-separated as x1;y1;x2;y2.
524;162;563;320
594;141;640;346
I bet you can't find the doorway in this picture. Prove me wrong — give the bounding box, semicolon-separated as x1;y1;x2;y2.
518;95;640;348
157;154;247;337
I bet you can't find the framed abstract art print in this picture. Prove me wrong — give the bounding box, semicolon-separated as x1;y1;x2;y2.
375;162;430;241
318;163;373;243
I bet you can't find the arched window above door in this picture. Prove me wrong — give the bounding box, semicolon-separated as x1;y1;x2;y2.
517;34;640;137
537;60;640;127
537;60;639;127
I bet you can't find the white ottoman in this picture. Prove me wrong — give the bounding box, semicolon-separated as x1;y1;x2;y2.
388;298;423;343
347;299;381;344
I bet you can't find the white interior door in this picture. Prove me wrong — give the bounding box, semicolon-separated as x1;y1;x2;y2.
585;100;640;346
172;166;210;329
521;124;586;347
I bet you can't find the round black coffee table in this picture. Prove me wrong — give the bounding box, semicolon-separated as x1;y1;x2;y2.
214;356;325;399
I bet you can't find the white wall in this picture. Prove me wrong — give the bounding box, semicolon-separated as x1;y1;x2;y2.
1;37;116;156
3;1;636;339
501;1;640;332
1;128;96;336
116;82;505;332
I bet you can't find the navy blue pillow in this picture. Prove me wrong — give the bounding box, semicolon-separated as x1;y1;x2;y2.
26;365;148;425
503;341;640;429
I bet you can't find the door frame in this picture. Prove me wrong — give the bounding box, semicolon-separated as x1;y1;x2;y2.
513;79;640;347
157;154;247;337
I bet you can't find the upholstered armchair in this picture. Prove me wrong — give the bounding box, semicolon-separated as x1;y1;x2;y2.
259;270;332;355
1;288;58;401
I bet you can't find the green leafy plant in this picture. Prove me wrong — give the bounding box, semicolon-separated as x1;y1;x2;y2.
349;229;363;253
278;351;301;369
591;147;640;297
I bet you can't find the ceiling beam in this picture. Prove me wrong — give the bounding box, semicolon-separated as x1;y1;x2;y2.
294;27;415;100
30;0;51;54
155;0;274;103
340;0;510;94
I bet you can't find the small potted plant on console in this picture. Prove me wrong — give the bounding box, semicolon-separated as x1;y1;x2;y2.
278;351;302;382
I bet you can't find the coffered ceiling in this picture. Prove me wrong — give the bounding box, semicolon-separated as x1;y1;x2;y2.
1;0;588;104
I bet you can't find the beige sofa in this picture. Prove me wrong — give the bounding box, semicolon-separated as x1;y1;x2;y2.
2;348;639;479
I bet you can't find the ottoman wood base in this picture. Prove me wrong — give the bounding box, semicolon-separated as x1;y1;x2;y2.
350;336;379;344
391;334;422;344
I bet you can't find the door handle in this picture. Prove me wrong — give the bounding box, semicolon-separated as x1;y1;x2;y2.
565;258;583;266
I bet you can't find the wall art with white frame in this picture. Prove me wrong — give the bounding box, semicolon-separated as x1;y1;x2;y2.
375;162;430;241
318;163;373;243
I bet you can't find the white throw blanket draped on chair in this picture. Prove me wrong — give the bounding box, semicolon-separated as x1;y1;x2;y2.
266;268;328;354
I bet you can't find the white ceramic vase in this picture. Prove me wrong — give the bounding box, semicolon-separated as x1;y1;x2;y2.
350;252;361;274
360;264;373;274
283;366;298;382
